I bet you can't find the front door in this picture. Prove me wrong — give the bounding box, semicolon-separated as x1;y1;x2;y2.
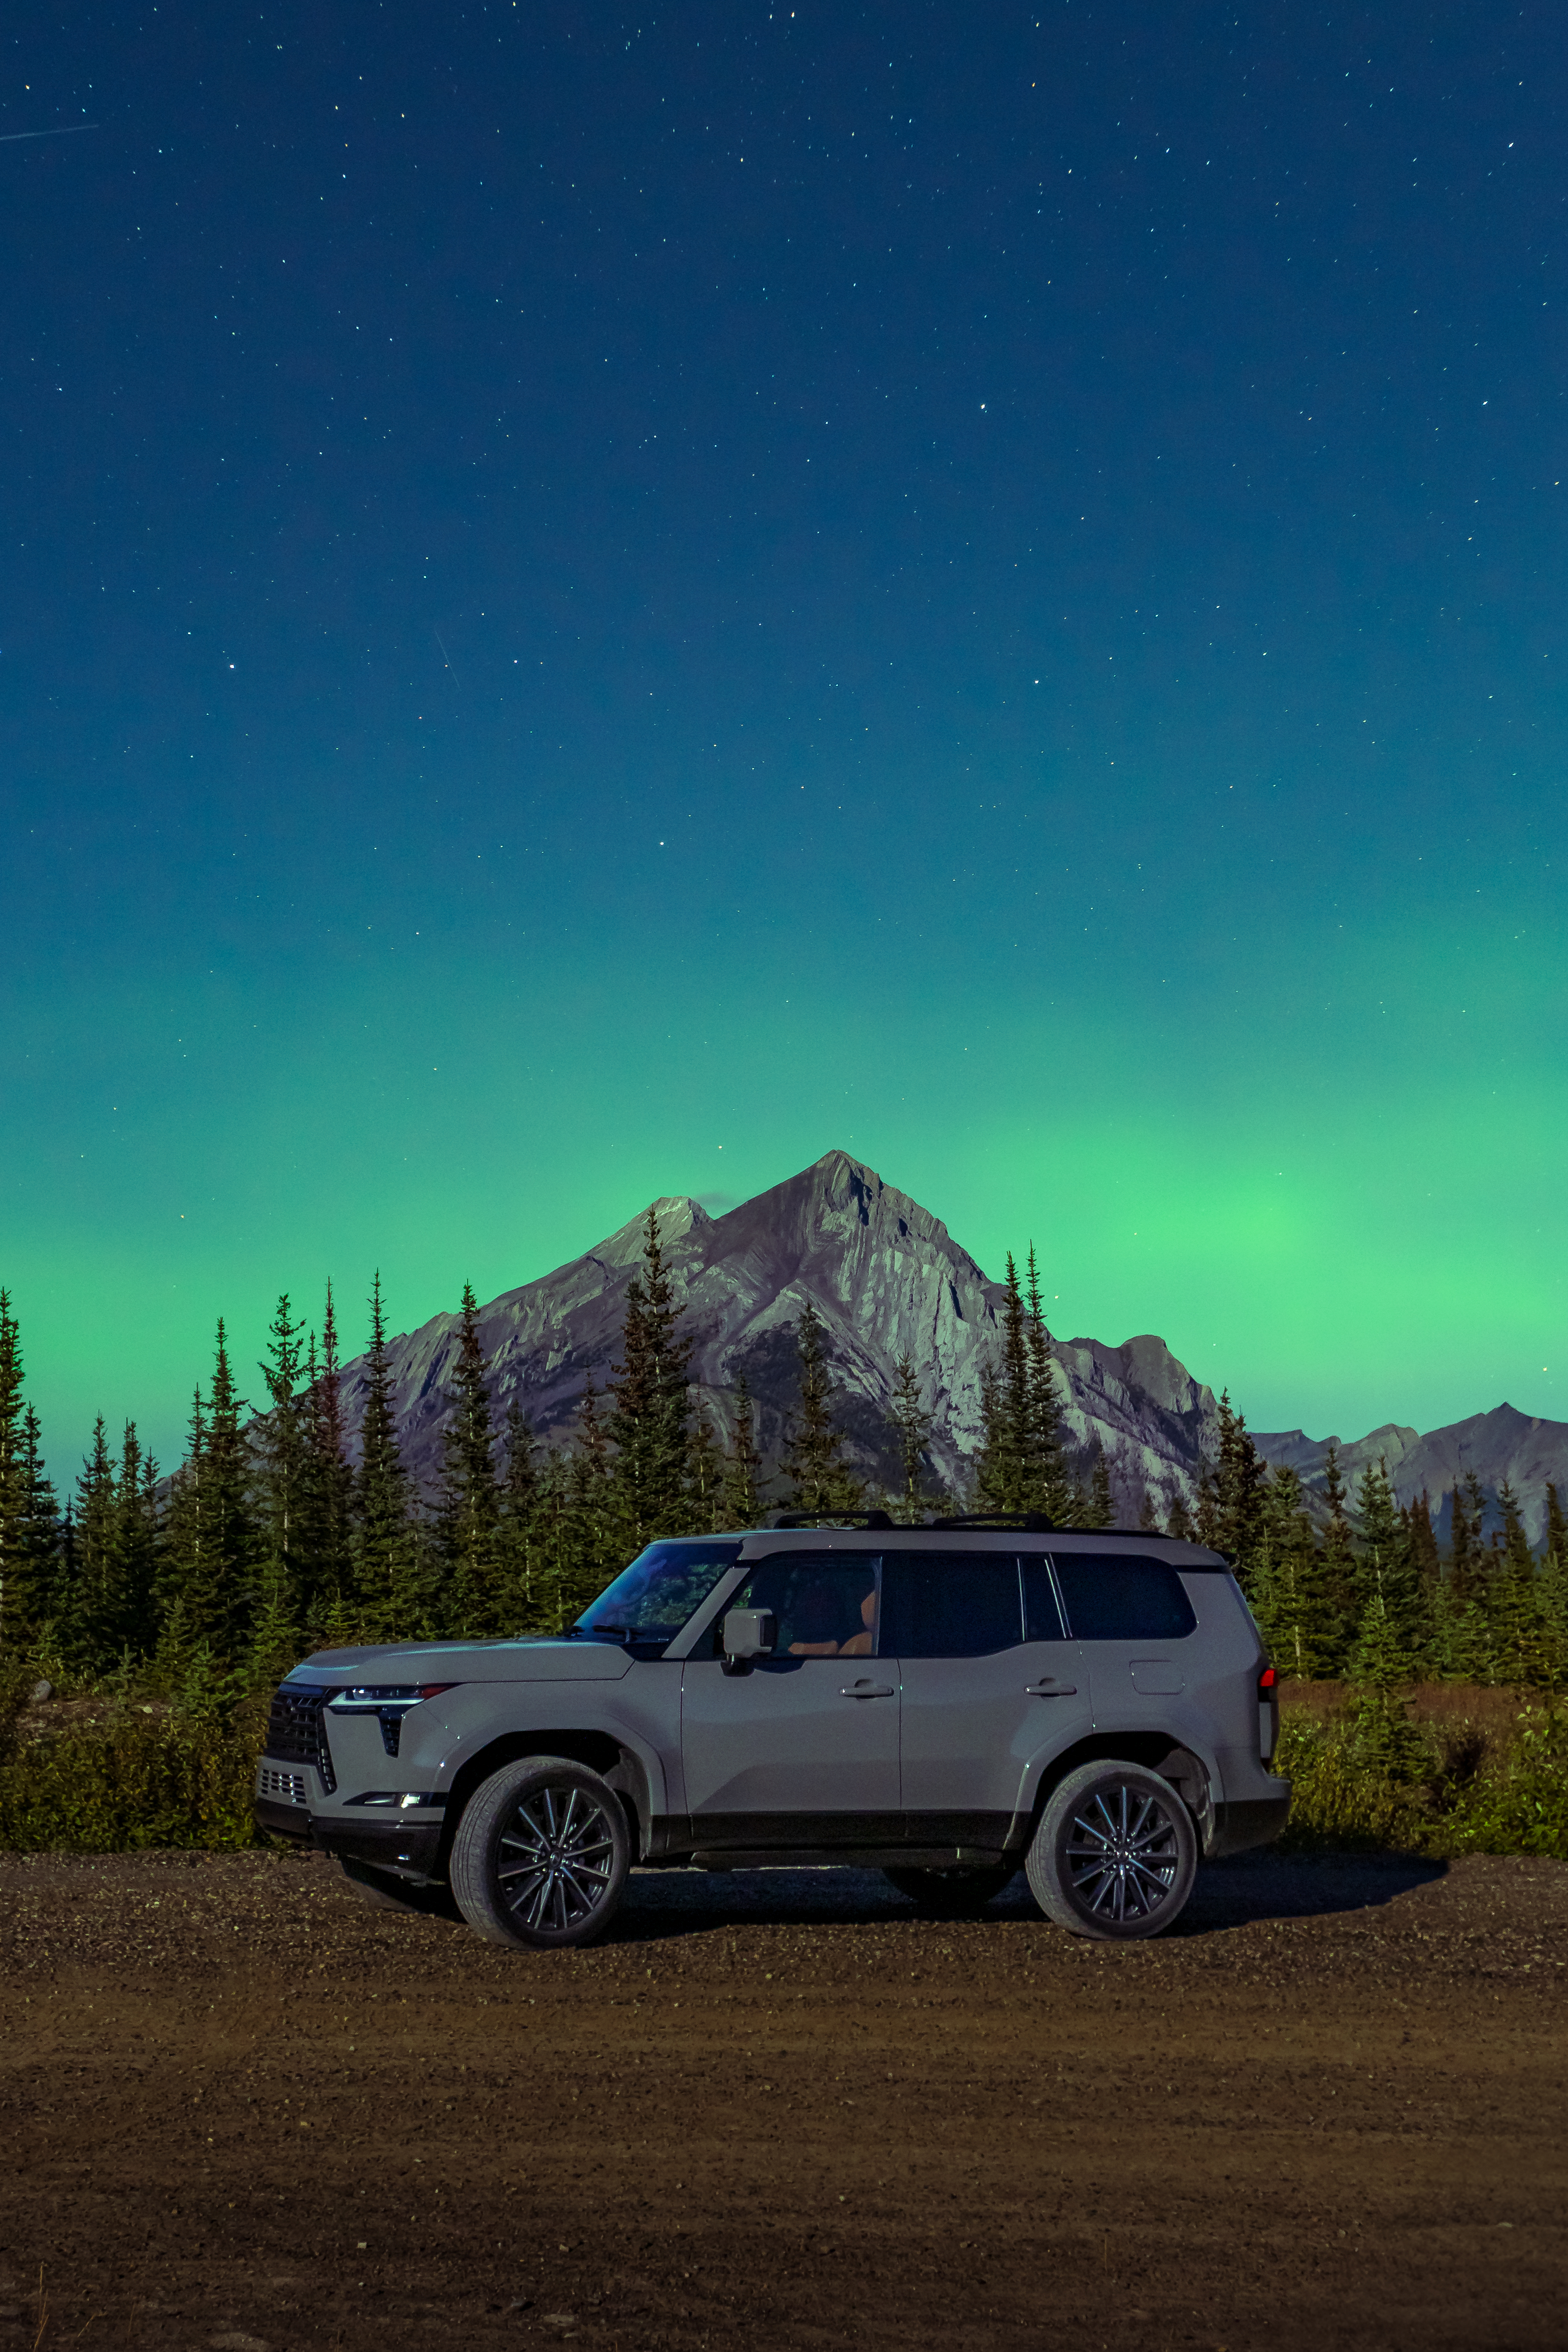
884;1549;1092;1851
680;1549;899;1849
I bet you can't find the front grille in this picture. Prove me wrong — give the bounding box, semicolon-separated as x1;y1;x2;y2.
263;1684;337;1794
258;1767;308;1806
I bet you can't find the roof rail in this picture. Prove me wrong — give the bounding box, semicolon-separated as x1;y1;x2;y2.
770;1509;896;1531
930;1511;1056;1533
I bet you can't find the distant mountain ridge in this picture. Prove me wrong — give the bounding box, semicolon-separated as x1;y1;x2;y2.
1253;1406;1568;1548
337;1148;1568;1541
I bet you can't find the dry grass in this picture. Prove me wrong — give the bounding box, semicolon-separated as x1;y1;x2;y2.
1280;1679;1523;1733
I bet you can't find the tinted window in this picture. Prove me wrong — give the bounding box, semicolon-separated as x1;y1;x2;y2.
1052;1554;1197;1642
727;1551;880;1658
1020;1557;1068;1643
576;1540;743;1644
879;1551;1024;1658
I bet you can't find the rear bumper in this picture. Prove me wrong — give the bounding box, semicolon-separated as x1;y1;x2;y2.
1208;1783;1290;1859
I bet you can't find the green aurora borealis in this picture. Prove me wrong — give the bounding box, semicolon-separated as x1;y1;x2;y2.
3;1;1564;1475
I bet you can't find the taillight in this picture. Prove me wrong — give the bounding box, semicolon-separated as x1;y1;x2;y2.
1258;1665;1278;1695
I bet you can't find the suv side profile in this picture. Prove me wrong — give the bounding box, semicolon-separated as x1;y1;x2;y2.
254;1516;1288;1946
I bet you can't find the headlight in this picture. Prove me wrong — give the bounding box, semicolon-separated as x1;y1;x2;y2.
326;1682;460;1711
326;1684;460;1758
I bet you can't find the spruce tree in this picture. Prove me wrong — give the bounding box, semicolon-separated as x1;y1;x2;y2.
606;1208;695;1553
1318;1442;1357;1668
1403;1488;1442;1592
1193;1455;1221;1550
1355;1455;1425;1666
206;1321;256;1655
1165;1487;1195;1542
253;1294;308;1644
779;1300;862;1518
1545;1481;1568;1570
1214;1392;1266;1589
1447;1470;1487;1610
1022;1248;1075;1521
977;1250;1072;1521
976;1256;1032;1512
299;1286;355;1633
10;1407;62;1647
496;1398;543;1630
160;1389;213;1645
719;1374;764;1531
352;1274;423;1641
1083;1440;1115;1530
1349;1577;1427;1780
1137;1484;1162;1534
1253;1464;1336;1679
557;1384;618;1622
887;1354;932;1523
73;1416;120;1671
113;1423;162;1659
433;1283;503;1637
0;1289;26;1652
685;1411;724;1534
1493;1476;1551;1690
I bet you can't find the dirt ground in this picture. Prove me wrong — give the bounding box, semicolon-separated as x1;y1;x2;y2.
2;1849;1565;2352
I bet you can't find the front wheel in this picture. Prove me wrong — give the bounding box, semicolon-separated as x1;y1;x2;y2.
1026;1761;1196;1941
882;1864;1016;1917
449;1757;631;1950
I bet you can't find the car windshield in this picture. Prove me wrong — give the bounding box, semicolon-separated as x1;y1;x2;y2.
573;1540;743;1645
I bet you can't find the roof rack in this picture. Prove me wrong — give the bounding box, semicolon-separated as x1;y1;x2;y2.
930;1512;1056;1533
770;1509;896;1531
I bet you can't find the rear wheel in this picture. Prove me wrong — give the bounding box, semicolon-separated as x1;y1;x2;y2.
1026;1761;1196;1940
882;1864;1016;1917
450;1757;630;1950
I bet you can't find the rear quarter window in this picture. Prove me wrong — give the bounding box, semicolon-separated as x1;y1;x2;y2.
1052;1553;1198;1641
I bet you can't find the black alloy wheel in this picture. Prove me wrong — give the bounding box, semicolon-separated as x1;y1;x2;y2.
1026;1760;1197;1941
450;1756;631;1950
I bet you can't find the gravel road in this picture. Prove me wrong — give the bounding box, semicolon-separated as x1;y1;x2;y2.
2;1847;1565;2349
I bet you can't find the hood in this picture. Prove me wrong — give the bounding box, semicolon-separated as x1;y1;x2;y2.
286;1636;633;1684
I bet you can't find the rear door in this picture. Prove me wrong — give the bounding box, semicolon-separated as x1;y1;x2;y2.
885;1549;1091;1852
679;1550;900;1850
1052;1550;1210;1754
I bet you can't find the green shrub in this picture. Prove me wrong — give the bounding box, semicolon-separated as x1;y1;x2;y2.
0;1705;258;1852
1448;1706;1568;1857
1273;1699;1568;1861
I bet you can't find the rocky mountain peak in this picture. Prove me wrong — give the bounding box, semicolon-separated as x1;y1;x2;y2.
326;1149;1568;1542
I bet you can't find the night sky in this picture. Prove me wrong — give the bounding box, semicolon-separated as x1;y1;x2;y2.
4;1;1564;1477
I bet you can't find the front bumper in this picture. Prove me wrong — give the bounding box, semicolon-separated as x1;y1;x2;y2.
253;1755;447;1879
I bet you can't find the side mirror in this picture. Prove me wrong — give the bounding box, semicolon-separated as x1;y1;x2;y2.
720;1607;777;1673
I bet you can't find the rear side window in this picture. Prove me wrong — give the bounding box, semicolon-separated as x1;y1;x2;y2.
1052;1554;1198;1641
879;1551;1024;1658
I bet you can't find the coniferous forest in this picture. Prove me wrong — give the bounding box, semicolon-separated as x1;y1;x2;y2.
1;1216;1565;1856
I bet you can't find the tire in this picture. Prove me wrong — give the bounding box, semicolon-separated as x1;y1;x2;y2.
449;1757;631;1950
1026;1760;1197;1941
882;1864;1016;1917
339;1857;461;1922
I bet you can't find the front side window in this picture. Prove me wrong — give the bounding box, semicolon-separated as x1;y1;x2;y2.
575;1540;743;1647
724;1551;880;1658
1052;1553;1198;1641
878;1551;1026;1658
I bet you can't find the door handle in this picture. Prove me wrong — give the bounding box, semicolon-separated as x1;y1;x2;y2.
1025;1681;1078;1697
841;1681;895;1699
